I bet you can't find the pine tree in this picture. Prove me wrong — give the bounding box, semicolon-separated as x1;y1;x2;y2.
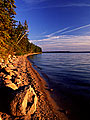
0;0;16;57
0;0;16;40
0;0;42;58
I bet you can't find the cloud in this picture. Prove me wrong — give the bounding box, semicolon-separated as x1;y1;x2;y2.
33;24;90;40
38;24;90;40
23;3;90;11
31;35;90;51
22;0;48;4
61;24;90;35
19;1;90;11
45;27;70;38
30;24;90;51
29;31;47;40
40;31;47;35
59;3;90;7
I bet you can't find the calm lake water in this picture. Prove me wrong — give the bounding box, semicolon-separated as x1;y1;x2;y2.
28;53;90;120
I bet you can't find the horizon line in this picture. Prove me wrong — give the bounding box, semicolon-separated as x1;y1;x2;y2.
42;50;90;53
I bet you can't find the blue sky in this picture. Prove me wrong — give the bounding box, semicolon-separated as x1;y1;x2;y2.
15;0;90;51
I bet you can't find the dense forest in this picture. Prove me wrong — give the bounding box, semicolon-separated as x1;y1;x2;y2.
0;0;42;59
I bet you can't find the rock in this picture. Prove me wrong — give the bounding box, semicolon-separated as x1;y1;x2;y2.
45;87;53;92
5;67;12;73
0;112;11;120
5;75;12;80
0;85;38;118
8;55;11;59
8;64;15;69
0;63;7;68
5;59;9;64
0;117;2;120
10;85;38;117
0;59;4;63
13;71;18;75
13;55;16;59
10;72;15;76
4;79;12;84
6;83;18;90
50;88;53;92
4;79;18;90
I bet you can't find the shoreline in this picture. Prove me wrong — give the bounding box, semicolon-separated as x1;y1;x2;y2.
0;53;68;120
29;53;90;120
26;54;68;120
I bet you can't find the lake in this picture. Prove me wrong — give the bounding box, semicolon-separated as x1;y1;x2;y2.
28;53;90;120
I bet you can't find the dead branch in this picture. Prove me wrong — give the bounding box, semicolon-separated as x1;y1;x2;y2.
17;31;29;45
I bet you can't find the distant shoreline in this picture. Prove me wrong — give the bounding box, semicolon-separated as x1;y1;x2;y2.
43;51;90;53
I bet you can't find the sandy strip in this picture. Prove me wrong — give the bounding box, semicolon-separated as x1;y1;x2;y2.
25;54;68;120
0;53;68;120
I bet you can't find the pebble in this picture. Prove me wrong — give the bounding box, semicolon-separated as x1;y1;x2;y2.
0;54;64;120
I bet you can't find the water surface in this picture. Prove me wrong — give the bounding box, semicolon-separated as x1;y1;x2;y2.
28;53;90;120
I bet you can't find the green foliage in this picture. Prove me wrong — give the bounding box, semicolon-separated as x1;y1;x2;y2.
0;0;16;39
0;0;42;58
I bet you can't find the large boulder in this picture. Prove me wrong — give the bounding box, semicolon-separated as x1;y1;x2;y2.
10;85;38;117
0;85;37;119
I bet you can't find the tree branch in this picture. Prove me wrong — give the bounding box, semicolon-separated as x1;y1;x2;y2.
17;31;29;45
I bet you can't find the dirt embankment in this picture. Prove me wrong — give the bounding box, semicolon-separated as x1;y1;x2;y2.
0;54;68;120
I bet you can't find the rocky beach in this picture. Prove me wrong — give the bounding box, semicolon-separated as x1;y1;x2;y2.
0;54;68;120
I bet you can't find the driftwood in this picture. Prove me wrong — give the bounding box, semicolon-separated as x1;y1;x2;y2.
17;31;29;45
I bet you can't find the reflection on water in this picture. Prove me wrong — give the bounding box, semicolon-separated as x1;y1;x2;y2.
28;53;90;120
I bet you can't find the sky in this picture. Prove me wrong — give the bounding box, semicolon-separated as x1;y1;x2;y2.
15;0;90;51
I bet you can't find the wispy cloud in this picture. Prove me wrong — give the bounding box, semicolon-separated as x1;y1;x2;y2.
31;35;90;51
22;0;48;4
19;1;90;11
30;24;90;42
32;35;90;42
61;24;90;35
59;3;90;7
45;27;70;37
30;31;47;40
40;31;47;35
22;3;90;11
41;24;90;40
